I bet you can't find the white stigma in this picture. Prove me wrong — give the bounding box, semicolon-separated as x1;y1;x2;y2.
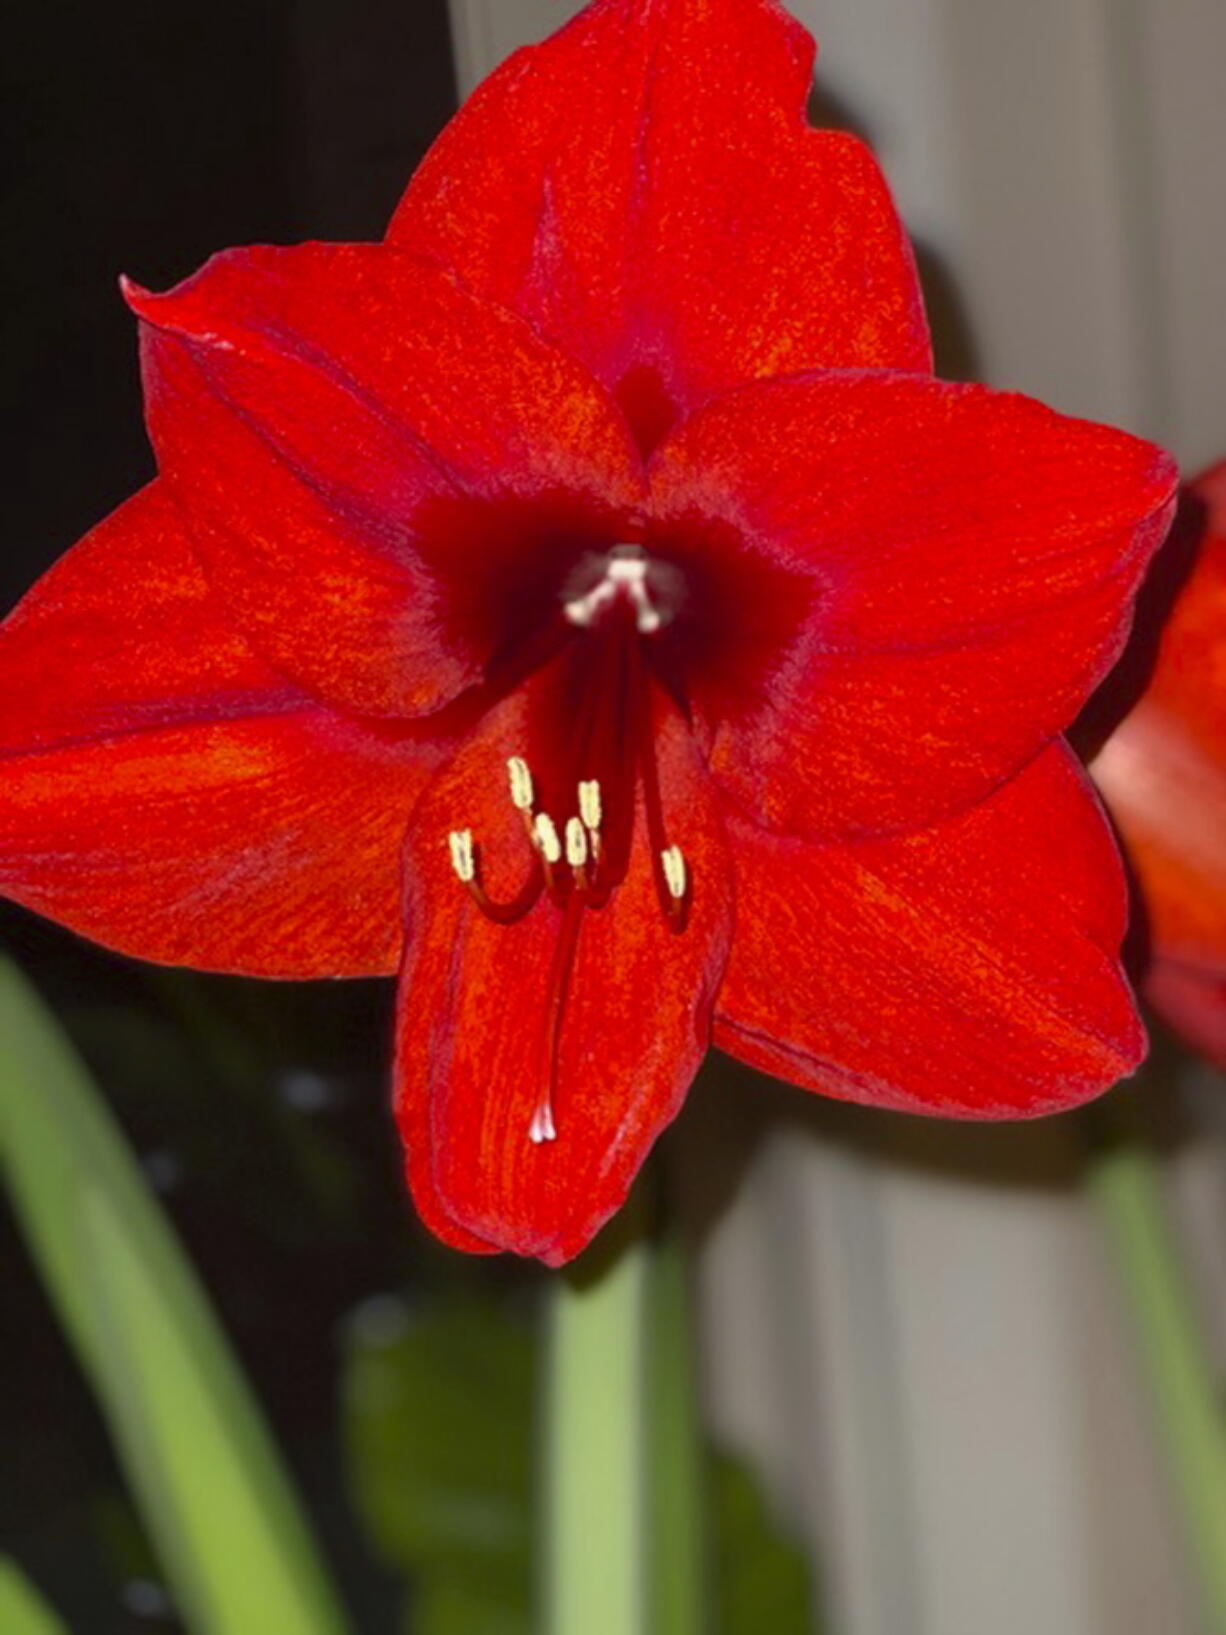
661;845;687;901
578;779;602;831
529;1103;558;1145
563;546;665;635
533;812;562;865
565;817;589;869
448;829;475;884
507;755;534;812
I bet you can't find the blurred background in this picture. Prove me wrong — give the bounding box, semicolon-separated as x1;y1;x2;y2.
5;0;1226;1631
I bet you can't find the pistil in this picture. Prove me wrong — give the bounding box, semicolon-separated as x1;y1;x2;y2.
563;544;668;634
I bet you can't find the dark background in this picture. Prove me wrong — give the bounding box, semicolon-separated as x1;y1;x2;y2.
4;0;456;610
2;4;467;1628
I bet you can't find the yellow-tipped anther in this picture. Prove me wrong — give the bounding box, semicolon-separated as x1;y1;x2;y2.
578;778;602;831
565;817;589;869
533;812;562;865
507;755;534;812
661;845;687;901
448;829;475;884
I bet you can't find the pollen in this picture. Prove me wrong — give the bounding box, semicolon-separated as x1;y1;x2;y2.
448;829;475;884
533;812;562;865
507;756;534;812
661;844;687;901
565;817;589;869
578;779;602;831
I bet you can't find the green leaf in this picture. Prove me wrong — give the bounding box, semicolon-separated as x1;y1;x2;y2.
0;1560;69;1635
410;1578;532;1635
713;1456;815;1635
0;958;349;1635
340;1294;534;1625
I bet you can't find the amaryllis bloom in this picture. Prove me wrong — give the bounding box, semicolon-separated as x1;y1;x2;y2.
1090;461;1226;1066
0;0;1177;1262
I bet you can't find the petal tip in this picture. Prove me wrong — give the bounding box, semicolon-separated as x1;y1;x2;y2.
121;274;191;341
120;255;237;347
118;272;154;313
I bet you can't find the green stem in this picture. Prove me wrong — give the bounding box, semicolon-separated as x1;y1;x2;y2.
648;1226;707;1635
1087;1114;1226;1634
543;1201;649;1635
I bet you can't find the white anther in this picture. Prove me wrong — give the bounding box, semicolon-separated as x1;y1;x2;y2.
578;779;602;831
563;546;667;635
565;817;589;869
448;829;475;884
661;845;687;901
529;1103;558;1144
533;813;562;865
507;756;534;812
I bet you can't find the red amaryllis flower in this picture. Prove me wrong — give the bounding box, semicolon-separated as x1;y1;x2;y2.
1090;461;1226;1066
0;0;1177;1262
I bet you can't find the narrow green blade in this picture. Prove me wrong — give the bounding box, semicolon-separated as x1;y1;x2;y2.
0;959;349;1635
0;1559;69;1635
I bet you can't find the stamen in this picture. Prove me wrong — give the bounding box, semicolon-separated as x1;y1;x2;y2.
661;844;687;902
529;1102;558;1145
507;756;534;812
448;829;475;884
578;779;602;831
533;812;562;865
565;817;589;870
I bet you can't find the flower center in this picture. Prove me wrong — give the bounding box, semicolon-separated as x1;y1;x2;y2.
442;546;691;1145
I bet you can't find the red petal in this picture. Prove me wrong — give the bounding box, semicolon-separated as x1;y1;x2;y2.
1193;456;1226;530
394;685;733;1264
129;244;644;717
1145;961;1226;1071
0;485;438;975
715;744;1143;1115
1090;465;1226;971
1093;701;1226;971
388;0;928;449
1135;472;1226;765
1111;474;1226;778
648;371;1177;837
